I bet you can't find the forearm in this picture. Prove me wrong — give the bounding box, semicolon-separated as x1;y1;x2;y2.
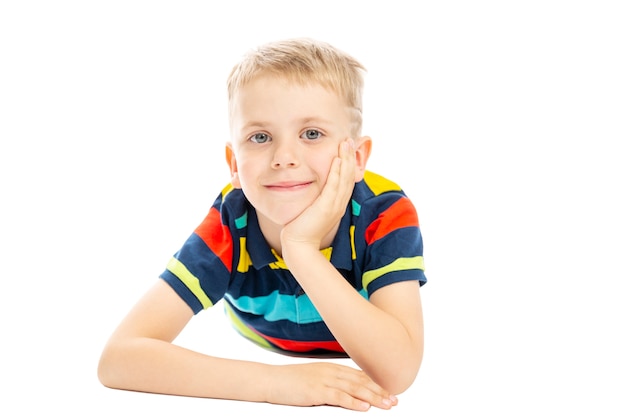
98;336;271;402
284;248;423;393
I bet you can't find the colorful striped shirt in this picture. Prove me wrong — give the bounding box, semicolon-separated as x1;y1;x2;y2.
160;171;427;356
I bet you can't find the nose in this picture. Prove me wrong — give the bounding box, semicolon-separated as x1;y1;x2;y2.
271;140;299;169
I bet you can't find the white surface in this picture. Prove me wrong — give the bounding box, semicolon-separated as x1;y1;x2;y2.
1;1;625;415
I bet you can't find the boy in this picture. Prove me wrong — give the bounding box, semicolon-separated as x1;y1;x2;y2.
98;38;427;412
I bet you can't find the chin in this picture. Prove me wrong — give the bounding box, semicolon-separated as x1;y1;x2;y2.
270;205;308;227
274;212;301;227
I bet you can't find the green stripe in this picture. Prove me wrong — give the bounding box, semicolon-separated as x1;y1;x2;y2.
362;256;424;292
167;257;213;309
223;302;272;348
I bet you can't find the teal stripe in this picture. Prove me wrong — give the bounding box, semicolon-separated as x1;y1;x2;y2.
351;199;361;216
225;289;368;324
235;212;248;229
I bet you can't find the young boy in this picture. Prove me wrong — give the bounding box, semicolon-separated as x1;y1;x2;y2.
98;38;427;412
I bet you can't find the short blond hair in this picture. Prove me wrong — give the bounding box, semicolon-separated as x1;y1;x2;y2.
227;38;366;136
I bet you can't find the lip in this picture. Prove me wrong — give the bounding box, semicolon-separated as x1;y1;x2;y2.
264;181;313;191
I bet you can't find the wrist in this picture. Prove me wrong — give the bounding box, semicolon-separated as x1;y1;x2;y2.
259;364;278;404
280;239;321;268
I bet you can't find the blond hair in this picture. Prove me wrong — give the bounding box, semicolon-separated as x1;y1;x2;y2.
227;38;366;136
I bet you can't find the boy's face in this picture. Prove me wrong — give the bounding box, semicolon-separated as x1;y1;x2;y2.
226;75;370;230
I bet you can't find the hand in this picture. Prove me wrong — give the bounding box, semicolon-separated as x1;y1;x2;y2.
264;362;398;411
280;138;356;251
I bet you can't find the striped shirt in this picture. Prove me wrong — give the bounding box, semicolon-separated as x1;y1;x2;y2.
160;170;426;356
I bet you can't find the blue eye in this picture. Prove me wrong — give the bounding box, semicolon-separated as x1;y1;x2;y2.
302;129;322;140
250;133;270;143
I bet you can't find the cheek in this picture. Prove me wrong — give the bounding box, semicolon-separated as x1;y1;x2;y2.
236;152;259;173
233;157;259;187
307;152;336;183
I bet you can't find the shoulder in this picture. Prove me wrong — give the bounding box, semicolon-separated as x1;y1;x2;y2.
208;184;249;225
358;171;404;197
218;183;247;212
351;171;420;241
193;184;249;244
353;171;417;219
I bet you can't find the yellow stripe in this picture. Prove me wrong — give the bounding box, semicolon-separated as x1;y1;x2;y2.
362;256;424;291
268;249;287;269
221;183;234;199
363;171;402;196
166;257;213;309
320;247;332;261
350;225;356;260
223;302;272;349
269;247;333;269
237;237;252;272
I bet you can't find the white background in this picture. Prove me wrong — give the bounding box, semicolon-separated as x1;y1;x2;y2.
1;1;625;415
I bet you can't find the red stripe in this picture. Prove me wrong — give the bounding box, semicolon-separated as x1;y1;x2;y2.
259;331;345;353
194;207;233;272
365;197;419;245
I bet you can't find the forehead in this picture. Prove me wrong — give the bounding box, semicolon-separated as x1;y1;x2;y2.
234;74;343;103
231;75;349;120
228;73;363;138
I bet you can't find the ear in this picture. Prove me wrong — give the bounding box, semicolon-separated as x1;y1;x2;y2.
353;136;372;182
225;143;242;189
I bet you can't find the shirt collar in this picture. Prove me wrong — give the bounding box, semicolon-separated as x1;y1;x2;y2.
245;208;278;269
245;206;354;271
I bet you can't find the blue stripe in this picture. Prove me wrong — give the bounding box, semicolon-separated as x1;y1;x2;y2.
224;289;368;324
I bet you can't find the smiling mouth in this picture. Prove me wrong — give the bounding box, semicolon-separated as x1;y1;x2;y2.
265;181;313;191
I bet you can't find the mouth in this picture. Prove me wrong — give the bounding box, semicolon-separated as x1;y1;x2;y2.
264;181;313;191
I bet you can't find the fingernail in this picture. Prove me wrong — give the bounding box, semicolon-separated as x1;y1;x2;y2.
382;398;392;407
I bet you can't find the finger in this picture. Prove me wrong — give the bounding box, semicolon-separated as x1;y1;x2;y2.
334;138;356;203
341;380;394;410
312;139;355;218
326;389;372;412
339;138;356;180
330;368;395;410
316;155;342;208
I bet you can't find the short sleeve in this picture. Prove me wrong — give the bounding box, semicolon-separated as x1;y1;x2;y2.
160;196;236;314
360;195;426;296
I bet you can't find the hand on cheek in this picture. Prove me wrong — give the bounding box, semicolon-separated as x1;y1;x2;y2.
280;138;357;250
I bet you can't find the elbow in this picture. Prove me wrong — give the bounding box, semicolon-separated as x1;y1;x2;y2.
97;343;122;389
376;348;423;395
382;363;420;395
97;348;113;388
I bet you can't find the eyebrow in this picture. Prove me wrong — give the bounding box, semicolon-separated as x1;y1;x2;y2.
239;120;269;131
297;116;335;126
240;116;335;132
